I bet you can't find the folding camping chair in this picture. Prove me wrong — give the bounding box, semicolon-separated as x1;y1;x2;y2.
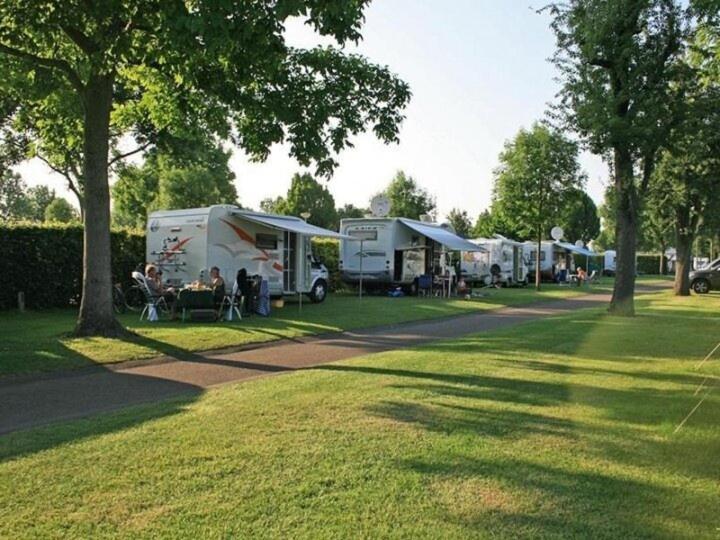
587;270;599;285
417;274;433;297
219;270;246;321
132;271;168;321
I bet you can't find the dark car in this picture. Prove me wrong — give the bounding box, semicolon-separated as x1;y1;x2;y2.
689;258;720;294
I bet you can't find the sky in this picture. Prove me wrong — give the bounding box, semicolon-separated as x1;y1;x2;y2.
15;0;609;221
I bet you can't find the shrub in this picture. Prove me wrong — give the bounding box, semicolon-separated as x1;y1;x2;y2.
311;238;342;291
0;223;145;309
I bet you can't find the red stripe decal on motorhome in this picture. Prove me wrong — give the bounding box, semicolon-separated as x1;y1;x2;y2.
160;237;192;261
221;219;255;244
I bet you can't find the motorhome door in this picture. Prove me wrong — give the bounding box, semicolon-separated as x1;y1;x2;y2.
283;231;297;292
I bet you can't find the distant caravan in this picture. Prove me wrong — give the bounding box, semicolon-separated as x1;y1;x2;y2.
467;235;529;287
339;217;485;293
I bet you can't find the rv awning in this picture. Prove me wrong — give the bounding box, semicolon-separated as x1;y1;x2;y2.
555;241;597;257
232;211;351;239
399;219;485;252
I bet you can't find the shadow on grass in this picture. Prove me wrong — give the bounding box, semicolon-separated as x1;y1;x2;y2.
402;455;700;538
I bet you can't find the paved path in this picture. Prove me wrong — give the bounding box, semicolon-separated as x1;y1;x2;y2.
0;293;617;435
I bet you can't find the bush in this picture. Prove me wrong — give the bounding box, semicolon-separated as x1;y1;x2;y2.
637;254;663;275
0;223;145;309
311;238;342;291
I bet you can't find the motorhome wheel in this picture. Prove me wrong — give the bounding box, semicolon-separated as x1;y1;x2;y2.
309;279;328;303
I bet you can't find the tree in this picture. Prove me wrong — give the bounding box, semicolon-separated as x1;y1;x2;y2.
559;189;600;245
472;206;521;239
548;0;686;314
445;208;472;238
44;197;78;223
383;171;435;220
260;196;287;215
275;173;338;230
112;142;238;228
491;123;585;289
26;185;57;222
652;94;720;294
336;203;367;221
641;177;675;274
0;169;31;220
0;2;410;336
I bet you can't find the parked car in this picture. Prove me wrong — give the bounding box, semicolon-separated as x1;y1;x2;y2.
690;258;720;294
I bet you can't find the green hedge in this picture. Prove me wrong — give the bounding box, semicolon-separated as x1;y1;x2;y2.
0;223;145;310
637;254;664;275
311;238;342;291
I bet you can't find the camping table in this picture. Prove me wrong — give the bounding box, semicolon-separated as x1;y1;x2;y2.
176;288;217;321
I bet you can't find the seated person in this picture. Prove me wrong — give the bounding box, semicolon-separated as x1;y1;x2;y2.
209;266;226;305
145;264;177;309
576;266;587;285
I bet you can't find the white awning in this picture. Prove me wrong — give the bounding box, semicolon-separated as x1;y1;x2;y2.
399;219;485;252
232;211;351;239
555;241;597;257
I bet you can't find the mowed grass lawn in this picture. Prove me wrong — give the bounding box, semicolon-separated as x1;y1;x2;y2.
0;282;609;377
1;287;718;538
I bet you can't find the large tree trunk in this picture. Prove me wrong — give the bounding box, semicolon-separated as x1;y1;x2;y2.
673;208;693;296
75;73;123;337
609;147;638;316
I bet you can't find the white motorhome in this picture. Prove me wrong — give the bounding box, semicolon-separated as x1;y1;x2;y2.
470;235;528;286
604;250;617;276
339;217;483;290
146;205;345;302
522;241;567;281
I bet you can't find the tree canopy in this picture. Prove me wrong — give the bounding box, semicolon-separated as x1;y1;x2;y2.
445;208;472;238
559;189;600;245
0;1;411;335
112;141;238;228
547;0;687;314
490;123;585;288
0;169;57;221
264;173;338;230
44;197;79;223
383;171;435;220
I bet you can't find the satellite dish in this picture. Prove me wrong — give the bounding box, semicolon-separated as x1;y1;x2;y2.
370;195;391;217
575;240;584;248
551;226;564;241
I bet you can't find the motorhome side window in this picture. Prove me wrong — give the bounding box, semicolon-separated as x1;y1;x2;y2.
256;233;278;250
349;230;377;241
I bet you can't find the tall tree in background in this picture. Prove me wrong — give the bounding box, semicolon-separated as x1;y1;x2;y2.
559;189;600;245
0;169;57;221
445;208;472;238
652;95;720;294
472;206;521;239
336;203;368;227
112;141;238;228
548;0;686;314
642;176;676;274
0;1;410;336
273;173;338;230
44;197;79;223
492;123;585;289
383;171;435;220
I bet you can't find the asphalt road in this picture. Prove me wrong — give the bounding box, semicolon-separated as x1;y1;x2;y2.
0;293;620;435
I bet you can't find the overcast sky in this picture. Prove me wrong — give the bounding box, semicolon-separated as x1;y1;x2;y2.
15;0;609;221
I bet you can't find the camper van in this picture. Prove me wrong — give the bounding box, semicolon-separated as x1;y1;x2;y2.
522;241;567;282
339;217;483;291
146;205;345;302
604;250;616;276
470;235;528;286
